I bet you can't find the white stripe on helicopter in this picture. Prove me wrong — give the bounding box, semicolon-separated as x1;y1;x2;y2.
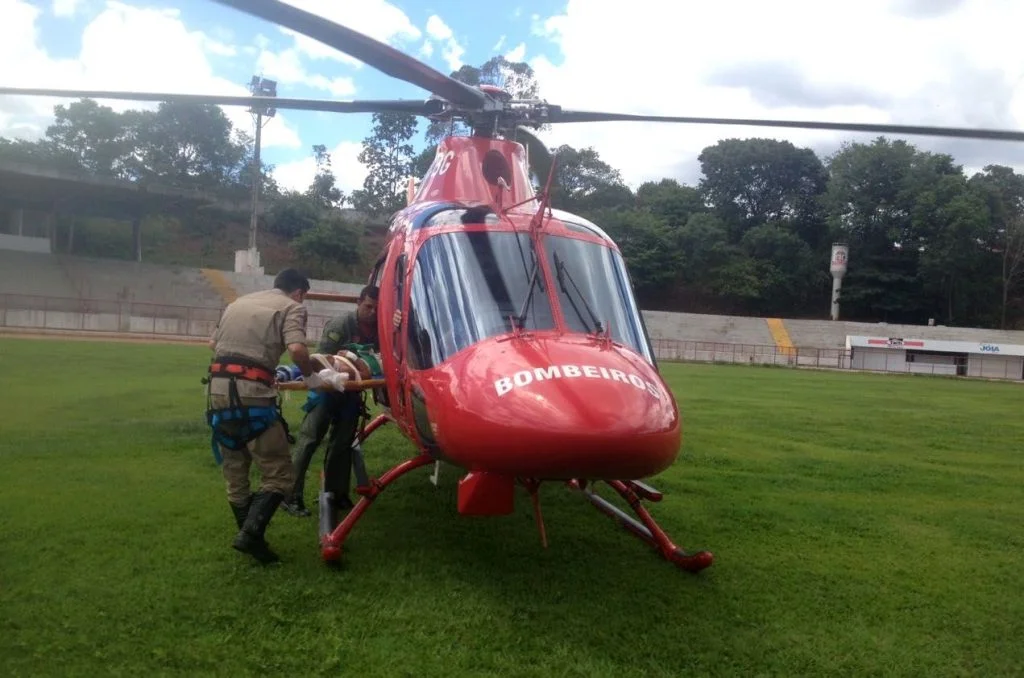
494;364;663;400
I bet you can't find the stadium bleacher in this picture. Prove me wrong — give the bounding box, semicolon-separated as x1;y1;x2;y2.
5;250;1024;353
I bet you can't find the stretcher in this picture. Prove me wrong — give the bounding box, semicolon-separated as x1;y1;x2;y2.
274;347;386;392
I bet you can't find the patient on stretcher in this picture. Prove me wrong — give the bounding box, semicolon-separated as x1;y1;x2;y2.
274;344;383;391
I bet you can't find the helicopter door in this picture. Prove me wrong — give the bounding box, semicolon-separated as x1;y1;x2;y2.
367;251;389;408
390;253;408;415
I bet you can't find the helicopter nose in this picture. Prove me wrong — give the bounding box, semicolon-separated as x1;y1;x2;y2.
427;334;681;480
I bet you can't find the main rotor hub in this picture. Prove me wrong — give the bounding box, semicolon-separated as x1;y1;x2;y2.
478;85;512;102
426;89;560;138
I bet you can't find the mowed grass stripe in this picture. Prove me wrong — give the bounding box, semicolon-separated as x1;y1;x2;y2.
1;337;1022;676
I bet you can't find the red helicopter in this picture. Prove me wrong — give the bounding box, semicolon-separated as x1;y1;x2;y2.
6;0;1024;573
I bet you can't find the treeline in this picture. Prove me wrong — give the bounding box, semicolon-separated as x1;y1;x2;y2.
551;137;1024;330
2;54;1023;328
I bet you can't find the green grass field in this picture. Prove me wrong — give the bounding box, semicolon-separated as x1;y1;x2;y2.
1;336;1023;677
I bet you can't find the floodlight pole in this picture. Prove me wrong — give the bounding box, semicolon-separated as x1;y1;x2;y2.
248;111;262;252
237;75;277;275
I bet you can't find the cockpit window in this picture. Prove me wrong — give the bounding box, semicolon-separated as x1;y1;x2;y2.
541;234;654;363
421;207;501;228
407;230;556;368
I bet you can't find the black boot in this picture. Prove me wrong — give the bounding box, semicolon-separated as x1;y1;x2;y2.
229;496;252;529
232;491;284;564
282;494;311;518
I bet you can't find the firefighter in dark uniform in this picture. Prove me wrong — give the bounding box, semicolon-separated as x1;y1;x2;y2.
205;269;353;564
283;285;381;517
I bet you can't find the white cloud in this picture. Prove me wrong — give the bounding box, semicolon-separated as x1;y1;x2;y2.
272;141;367;198
526;0;1024;189
275;0;421;67
493;35;506;52
0;0;301;150
197;34;238;57
504;42;526;63
51;0;81;17
255;47;356;97
425;15;464;72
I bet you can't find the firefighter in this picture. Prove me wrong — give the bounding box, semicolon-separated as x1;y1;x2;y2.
205;268;352;564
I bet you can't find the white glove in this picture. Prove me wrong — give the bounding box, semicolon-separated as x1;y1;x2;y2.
317;368;349;391
303;371;325;389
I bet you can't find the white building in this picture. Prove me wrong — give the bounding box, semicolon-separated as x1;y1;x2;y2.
846;335;1024;380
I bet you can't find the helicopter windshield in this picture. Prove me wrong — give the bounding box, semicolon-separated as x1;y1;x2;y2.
407;227;655;368
542;233;654;363
407;230;556;367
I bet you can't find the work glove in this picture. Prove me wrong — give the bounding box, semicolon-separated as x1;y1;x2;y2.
317;368;349;391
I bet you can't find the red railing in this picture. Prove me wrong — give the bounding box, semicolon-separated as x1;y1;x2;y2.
1;293;1020;381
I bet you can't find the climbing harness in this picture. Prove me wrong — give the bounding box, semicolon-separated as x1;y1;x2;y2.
203;356;294;465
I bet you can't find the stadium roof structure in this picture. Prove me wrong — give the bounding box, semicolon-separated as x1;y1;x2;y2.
0;160;258;220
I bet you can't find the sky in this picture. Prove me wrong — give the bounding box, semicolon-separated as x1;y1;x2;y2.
3;0;1024;199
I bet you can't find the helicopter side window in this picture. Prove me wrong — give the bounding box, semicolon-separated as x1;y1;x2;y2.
421;207;501;228
406;230;556;368
391;253;406;362
542;234;654;364
368;251;386;289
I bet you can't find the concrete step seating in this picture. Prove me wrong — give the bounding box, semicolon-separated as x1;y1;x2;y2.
784;318;1024;349
6;250;1024;351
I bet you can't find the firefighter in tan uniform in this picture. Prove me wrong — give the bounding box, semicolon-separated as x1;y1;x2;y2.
206;268;353;564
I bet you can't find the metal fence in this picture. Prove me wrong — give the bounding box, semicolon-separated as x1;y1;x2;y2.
647;338;852;370
2;293;1021;382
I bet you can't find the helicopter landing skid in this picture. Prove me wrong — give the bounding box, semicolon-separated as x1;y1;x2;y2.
319;451;435;563
566;478;714;573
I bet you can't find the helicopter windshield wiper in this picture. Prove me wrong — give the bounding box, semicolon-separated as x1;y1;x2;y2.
515;238;544;329
553;251;603;335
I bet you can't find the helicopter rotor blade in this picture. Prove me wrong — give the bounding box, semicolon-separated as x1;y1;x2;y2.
0;86;438;116
547;109;1024;143
210;0;487;110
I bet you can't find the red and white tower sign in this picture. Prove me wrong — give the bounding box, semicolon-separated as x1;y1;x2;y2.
830;243;849;320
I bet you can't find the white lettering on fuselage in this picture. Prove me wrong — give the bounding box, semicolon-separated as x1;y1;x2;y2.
494;364;663;400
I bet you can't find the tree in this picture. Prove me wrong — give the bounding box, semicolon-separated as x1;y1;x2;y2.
590;208;682;302
266;191;321;239
999;214;1024;328
45;99;135;179
10;93;1024;328
292;213;365;279
232;128;280;200
549;145;633;214
738;222;820;315
0;136;60;166
306;144;344;209
674;212;761;310
970;165;1024;328
350;112;418;216
697;137;828;242
130;101;248;189
824;137;966;323
635;178;706;228
912;174;994;325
